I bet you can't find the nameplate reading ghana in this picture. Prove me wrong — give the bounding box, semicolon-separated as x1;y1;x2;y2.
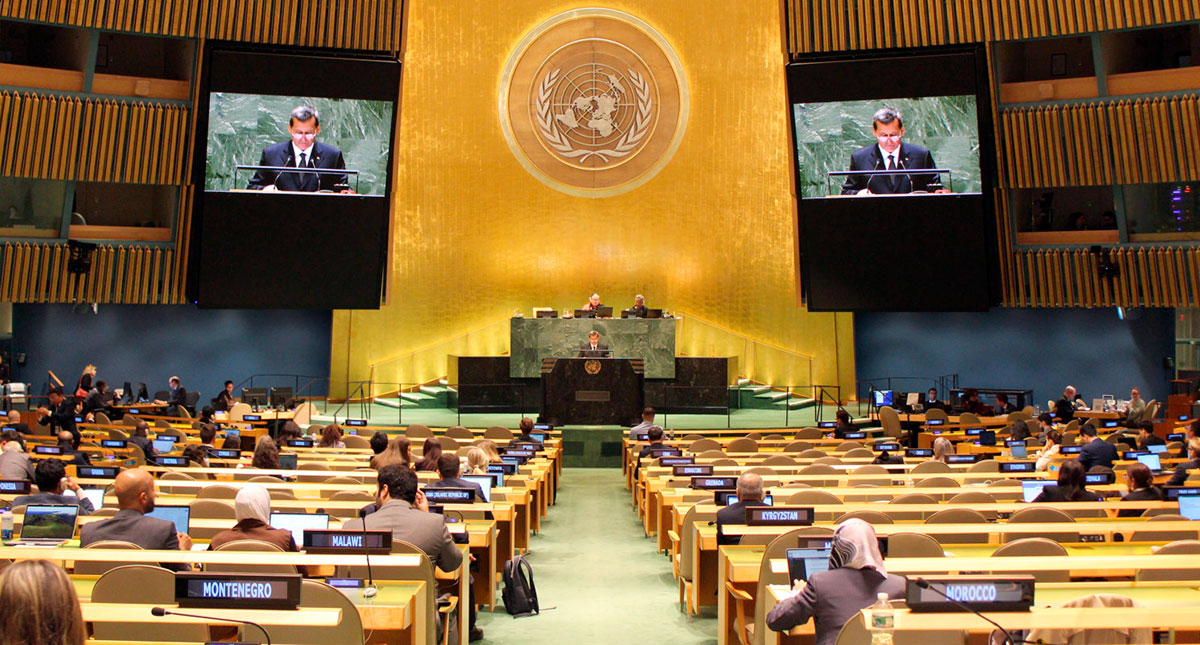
176;572;301;609
673;465;713;476
422;488;475;503
906;576;1035;613
0;480;31;494
101;439;127;448
746;506;814;526
659;457;694;466
80;466;118;478
346;419;367;427
691;476;737;490
303;530;392;554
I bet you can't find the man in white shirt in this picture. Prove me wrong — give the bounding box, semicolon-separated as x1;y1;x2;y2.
629;407;656;440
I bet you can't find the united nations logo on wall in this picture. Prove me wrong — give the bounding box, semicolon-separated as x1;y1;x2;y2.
499;8;689;197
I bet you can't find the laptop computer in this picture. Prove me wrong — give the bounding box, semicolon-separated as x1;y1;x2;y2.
1021;480;1054;503
269;512;330;546
1179;496;1200;521
1136;453;1162;474
152;438;177;454
74;488;105;510
6;504;79;546
1010;444;1028;458
1147;443;1168;455
786;547;831;588
727;494;774;506
461;475;494;502
278;453;299;470
146;505;190;534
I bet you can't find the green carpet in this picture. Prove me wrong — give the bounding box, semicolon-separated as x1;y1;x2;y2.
475;469;717;644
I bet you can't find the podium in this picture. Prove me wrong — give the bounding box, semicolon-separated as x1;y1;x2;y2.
541;357;644;426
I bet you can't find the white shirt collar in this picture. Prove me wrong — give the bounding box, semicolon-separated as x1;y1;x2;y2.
877;143;902;167
292;142;314;165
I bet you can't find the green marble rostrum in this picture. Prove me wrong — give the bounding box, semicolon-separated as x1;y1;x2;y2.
205;92;393;195
510;317;677;379
793;95;982;198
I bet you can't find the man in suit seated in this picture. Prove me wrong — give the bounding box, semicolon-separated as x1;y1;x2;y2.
1078;424;1118;471
628;294;648;317
578;330;609;357
0;429;35;481
247;106;348;192
841;107;945;195
432;454;486;501
12;458;94;514
80;468;192;570
3;410;31;435
921;388;945;413
127;420;157;464
716;472;768;546
581;293;604;312
57;430;90;467
629;407;656;440
344;465;478;640
1137;423;1165;450
1166;437;1200;487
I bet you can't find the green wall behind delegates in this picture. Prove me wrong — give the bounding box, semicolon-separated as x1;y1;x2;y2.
792;95;982;198
205;92;393;195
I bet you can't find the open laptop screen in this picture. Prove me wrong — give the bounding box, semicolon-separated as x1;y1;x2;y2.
1021;480;1053;503
1179;495;1200;520
269;512;330;546
20;505;79;540
1136;454;1162;472
461;475;494;502
146;505;191;535
786;547;831;586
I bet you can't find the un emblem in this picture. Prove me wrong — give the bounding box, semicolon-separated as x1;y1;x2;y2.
584;360;602;375
500;8;689;197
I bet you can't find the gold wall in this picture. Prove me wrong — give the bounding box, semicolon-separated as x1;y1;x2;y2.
330;0;856;397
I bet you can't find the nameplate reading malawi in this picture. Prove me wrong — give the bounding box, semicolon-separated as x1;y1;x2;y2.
175;572;301;609
303;529;393;554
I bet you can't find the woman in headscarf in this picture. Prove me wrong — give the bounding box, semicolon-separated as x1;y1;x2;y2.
208;485;299;554
766;519;906;645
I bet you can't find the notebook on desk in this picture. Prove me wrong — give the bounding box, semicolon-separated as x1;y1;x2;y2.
5;504;79;546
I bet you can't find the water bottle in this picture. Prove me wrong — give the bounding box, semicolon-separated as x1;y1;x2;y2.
1;510;12;541
867;592;895;645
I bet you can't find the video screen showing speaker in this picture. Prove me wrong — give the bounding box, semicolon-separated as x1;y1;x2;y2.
189;44;400;309
787;46;998;312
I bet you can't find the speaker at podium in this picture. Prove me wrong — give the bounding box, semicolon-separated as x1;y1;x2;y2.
541;357;644;426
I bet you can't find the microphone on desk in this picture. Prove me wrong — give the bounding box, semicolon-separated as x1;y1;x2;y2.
912;578;1022;645
151;606;272;645
358;506;378;599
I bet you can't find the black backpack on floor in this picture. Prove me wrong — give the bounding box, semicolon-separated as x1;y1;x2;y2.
502;554;539;617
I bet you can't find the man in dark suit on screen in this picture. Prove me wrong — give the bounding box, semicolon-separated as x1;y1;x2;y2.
840;107;945;195
246;105;350;192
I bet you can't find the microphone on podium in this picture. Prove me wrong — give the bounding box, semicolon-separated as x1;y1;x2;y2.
150;606;272;645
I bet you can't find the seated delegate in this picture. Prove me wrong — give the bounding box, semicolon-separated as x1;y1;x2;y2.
0;559;86;645
12;459;94;515
80;468;193;571
1031;460;1101;503
1166;436;1200;487
767;519;906;645
1118;462;1162;517
716;472;767;546
1077;424;1118;471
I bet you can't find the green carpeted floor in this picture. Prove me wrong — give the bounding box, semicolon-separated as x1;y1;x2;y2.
475;468;716;644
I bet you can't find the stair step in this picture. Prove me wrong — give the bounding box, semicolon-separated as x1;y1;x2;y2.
399;392;432;403
375;398;416;409
778;397;817;409
736;378;751;386
750;385;773;394
756;391;790;402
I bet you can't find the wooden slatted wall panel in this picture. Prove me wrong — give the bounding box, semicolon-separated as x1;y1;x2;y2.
784;0;1200;55
77;99;190;184
1005;247;1200;307
0;92;83;180
998;95;1200;188
202;0;403;52
0;242;181;304
1;0;201;37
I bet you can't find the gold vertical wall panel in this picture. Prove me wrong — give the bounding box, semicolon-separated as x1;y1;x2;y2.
0;243;182;304
1006;246;1200;307
331;0;854;397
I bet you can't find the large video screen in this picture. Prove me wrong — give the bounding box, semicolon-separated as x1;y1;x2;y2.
188;45;400;309
787;47;998;312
